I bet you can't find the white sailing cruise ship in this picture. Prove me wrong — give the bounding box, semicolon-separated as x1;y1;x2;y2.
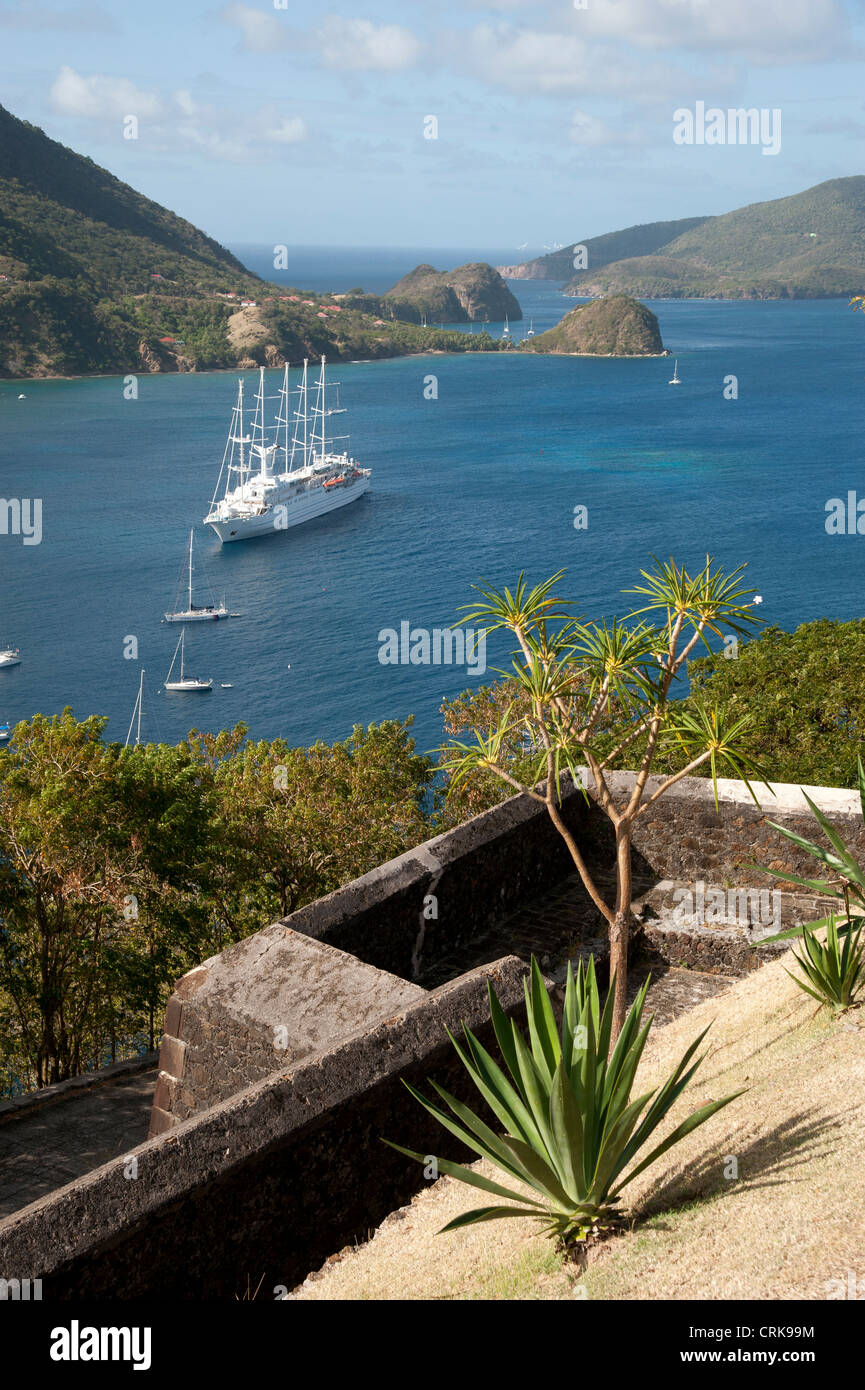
204;358;371;543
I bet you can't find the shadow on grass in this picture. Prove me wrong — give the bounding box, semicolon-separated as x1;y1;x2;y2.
633;1107;841;1223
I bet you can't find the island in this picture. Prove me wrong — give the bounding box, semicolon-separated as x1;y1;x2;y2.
520;295;664;356
345;262;522;326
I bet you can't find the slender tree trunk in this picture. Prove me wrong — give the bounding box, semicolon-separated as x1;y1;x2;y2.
610;821;634;1044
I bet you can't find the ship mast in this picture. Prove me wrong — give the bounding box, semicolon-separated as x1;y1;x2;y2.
289;359;310;472
319;355;326;463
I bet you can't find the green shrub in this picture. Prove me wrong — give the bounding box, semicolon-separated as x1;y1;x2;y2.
385;956;742;1247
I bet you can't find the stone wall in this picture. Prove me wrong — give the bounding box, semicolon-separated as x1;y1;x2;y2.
0;959;533;1299
2;770;857;1299
152;772;856;1133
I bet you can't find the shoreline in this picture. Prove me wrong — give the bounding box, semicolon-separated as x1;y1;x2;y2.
0;347;667;385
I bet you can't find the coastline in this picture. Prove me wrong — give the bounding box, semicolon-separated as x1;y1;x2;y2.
0;348;669;384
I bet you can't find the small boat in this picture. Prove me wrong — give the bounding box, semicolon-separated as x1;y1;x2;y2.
165;529;228;621
0;723;11;741
669;359;681;385
163;631;212;692
0;648;20;667
502;315;510;337
527;319;535;337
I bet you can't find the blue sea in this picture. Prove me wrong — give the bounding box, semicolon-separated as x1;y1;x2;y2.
1;247;863;757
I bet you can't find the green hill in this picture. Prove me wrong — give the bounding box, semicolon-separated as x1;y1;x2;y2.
564;178;865;299
0;105;506;377
344;262;522;324
521;294;663;356
498;218;708;281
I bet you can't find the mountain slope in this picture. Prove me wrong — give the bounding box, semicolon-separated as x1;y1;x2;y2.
0;105;256;296
497;217;709;281
0;105;505;377
565;177;865;299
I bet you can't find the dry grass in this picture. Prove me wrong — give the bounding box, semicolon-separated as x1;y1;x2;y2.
292;955;865;1301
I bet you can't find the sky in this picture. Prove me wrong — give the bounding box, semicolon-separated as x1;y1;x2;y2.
2;0;865;250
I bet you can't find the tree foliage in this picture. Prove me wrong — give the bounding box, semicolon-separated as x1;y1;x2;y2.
0;711;432;1093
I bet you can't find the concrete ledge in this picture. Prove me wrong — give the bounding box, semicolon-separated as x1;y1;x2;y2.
0;1054;157;1126
151;929;426;1129
281;776;588;979
600;769;862;818
0;956;536;1299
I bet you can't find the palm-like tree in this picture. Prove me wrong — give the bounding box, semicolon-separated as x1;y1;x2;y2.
443;557;767;1043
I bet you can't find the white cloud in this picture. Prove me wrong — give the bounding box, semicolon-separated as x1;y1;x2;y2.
455;24;681;100
220;3;289;53
568;110;619;147
47;66;307;160
317;16;421;71
261;113;308;144
577;0;850;63
50;66;163;119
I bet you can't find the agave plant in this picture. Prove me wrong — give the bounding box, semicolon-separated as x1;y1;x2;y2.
385;957;742;1245
753;755;865;952
784;914;865;1012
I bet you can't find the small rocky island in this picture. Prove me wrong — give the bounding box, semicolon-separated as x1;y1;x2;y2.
353;262;522;325
521;294;663;356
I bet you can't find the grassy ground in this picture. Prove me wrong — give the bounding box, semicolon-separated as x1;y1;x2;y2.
292;954;865;1301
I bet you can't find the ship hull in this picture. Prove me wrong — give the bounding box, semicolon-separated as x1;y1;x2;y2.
164;611;227;622
206;474;370;543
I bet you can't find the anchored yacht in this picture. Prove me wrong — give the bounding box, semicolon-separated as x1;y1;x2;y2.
204;359;370;543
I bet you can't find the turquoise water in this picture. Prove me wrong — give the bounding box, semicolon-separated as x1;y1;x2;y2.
0;288;863;755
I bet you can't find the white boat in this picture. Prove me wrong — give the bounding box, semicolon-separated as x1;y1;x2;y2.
527;319;535;337
0;723;10;741
669;358;681;385
165;529;228;621
0;648;20;667
204;359;371;543
163;631;212;692
502;315;510;337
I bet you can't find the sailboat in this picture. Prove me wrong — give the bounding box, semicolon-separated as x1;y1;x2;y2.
163;631;212;692
502;315;510;338
526;319;535;337
165;529;228;621
125;669;146;746
668;359;681;385
0;647;20;667
204;361;371;543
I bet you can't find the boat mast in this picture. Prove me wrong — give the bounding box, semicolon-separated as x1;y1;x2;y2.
237;380;246;486
126;668;145;748
187;529;194;609
319;356;326;462
283;362;290;471
289;359;309;472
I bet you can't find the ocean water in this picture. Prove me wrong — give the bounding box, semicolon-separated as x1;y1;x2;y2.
228;243;546;296
1;283;863;758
